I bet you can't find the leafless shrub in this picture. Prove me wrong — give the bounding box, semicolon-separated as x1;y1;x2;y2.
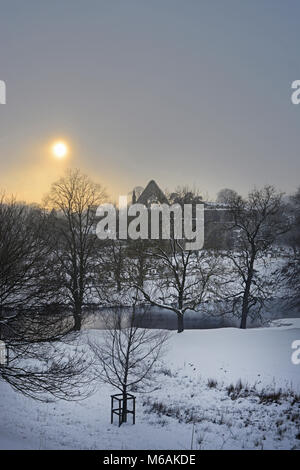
89;300;169;424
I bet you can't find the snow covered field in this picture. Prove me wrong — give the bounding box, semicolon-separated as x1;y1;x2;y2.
0;319;299;450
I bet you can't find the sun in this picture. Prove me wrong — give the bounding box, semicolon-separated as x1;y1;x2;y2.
52;141;68;159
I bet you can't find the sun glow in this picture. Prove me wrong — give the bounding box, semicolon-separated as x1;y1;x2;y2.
52;141;68;159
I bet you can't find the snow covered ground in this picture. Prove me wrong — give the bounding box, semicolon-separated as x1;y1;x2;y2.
0;319;299;450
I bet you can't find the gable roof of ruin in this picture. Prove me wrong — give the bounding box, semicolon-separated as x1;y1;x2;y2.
137;180;169;206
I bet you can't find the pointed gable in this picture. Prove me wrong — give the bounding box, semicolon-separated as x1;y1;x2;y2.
136;180;169;206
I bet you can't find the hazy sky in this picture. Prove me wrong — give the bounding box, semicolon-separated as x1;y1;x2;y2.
0;0;299;202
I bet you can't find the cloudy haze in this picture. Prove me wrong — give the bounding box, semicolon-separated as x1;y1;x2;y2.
0;0;299;202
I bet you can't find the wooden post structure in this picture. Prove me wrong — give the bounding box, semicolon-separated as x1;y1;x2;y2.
111;393;136;427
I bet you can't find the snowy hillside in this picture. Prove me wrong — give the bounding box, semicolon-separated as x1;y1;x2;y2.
0;319;299;450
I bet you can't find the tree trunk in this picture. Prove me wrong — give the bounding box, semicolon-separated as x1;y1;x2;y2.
73;305;82;331
122;388;127;425
240;253;255;329
0;304;3;340
177;313;184;333
116;278;122;292
240;304;248;329
240;279;251;329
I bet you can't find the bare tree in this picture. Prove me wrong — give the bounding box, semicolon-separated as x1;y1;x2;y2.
97;238;151;296
89;301;168;424
216;188;239;205
45;169;106;331
0;193;63;345
126;239;153;289
225;186;288;329
1;332;92;401
131;185;222;333
136;239;222;333
281;186;300;309
0;193;92;400
102;239;127;293
167;185;203;206
0;194;54;317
